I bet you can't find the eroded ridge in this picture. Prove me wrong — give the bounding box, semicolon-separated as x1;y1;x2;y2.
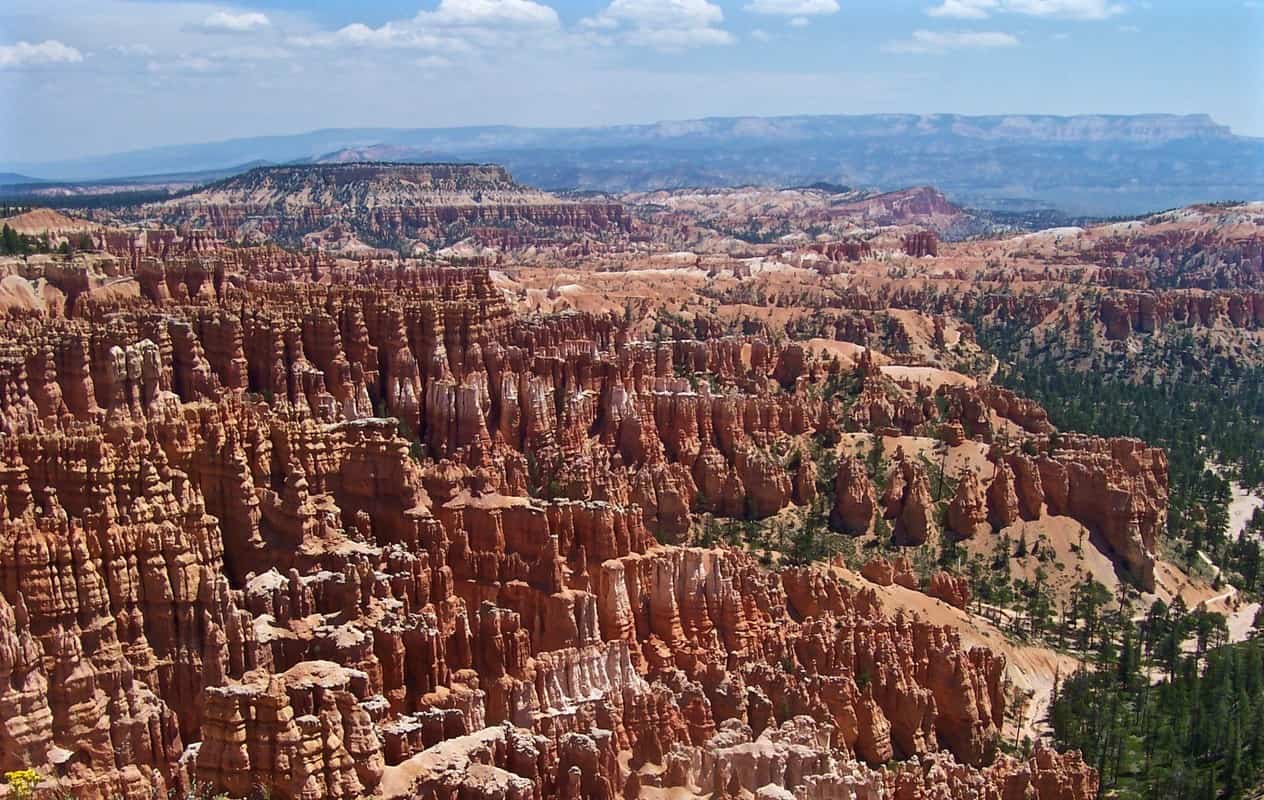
0;254;1107;799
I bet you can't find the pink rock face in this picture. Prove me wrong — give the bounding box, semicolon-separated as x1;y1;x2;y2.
0;252;1102;800
152;164;631;249
988;458;1021;530
832;456;877;534
198;661;386;799
881;453;936;546
655;716;1096;800
1040;435;1166;591
1007;452;1047;520
792;450;818;506
903;230;939;258
928;570;971;610
947;468;990;540
890;556;920;590
1099;295;1133;339
861;557;896;587
859;556;917;591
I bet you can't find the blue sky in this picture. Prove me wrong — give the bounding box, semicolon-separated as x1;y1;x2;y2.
0;0;1261;163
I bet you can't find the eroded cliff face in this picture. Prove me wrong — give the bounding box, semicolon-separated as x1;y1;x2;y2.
141;163;630;249
0;254;1112;799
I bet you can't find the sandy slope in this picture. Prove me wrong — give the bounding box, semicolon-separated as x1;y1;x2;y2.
830;564;1081;742
0;208;95;235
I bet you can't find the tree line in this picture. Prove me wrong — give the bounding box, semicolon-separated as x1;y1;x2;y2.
1;226;94;256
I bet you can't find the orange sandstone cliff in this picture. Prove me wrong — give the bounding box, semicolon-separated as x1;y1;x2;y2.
0;252;1114;799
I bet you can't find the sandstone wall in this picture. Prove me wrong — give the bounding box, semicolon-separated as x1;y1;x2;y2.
0;253;1102;799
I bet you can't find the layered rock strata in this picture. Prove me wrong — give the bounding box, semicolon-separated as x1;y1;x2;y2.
0;253;1114;799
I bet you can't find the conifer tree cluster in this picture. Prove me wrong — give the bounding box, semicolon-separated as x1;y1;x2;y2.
976;310;1264;798
1051;625;1262;799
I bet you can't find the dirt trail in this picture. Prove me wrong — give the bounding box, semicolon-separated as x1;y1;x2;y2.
1228;478;1263;543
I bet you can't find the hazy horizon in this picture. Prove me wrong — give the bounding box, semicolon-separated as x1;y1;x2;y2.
2;0;1261;164
3;110;1255;175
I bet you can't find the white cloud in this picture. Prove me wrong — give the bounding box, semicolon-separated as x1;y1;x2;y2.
926;0;997;18
583;0;734;49
623;26;734;46
745;0;839;16
193;11;272;34
925;0;1123;19
884;29;1019;53
788;16;811;26
0;39;84;68
1007;0;1123;17
290;22;463;51
1118;23;1139;31
750;27;771;40
290;0;557;55
588;0;724;30
430;0;559;27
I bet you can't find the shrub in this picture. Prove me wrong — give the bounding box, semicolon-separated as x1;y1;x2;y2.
5;769;42;800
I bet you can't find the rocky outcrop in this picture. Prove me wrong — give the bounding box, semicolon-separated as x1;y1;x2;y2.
861;560;969;611
808;239;872;265
928;571;971;610
987;459;1021;531
830;456;876;534
946;468;990;539
1036;436;1166;591
198;661;385;799
974;437;1164;589
1097;289;1264;339
860;557;917;591
861;557;896;587
830;186;966;232
903;230;938;258
654;716;1095;800
0;251;1104;800
146;163;630;250
882;452;936;546
376;724;578;800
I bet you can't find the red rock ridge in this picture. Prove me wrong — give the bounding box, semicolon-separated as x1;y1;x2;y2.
0;252;1101;800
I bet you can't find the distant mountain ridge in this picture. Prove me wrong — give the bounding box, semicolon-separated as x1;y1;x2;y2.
0;172;47;186
139;161;628;249
303;145;457;165
5;113;1262;215
202;162;530;196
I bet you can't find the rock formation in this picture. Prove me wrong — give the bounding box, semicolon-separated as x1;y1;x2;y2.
987;459;1021;531
0;248;1110;800
882;452;936;546
946;468;990;539
144;163;629;250
928;571;971;610
830;455;876;534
